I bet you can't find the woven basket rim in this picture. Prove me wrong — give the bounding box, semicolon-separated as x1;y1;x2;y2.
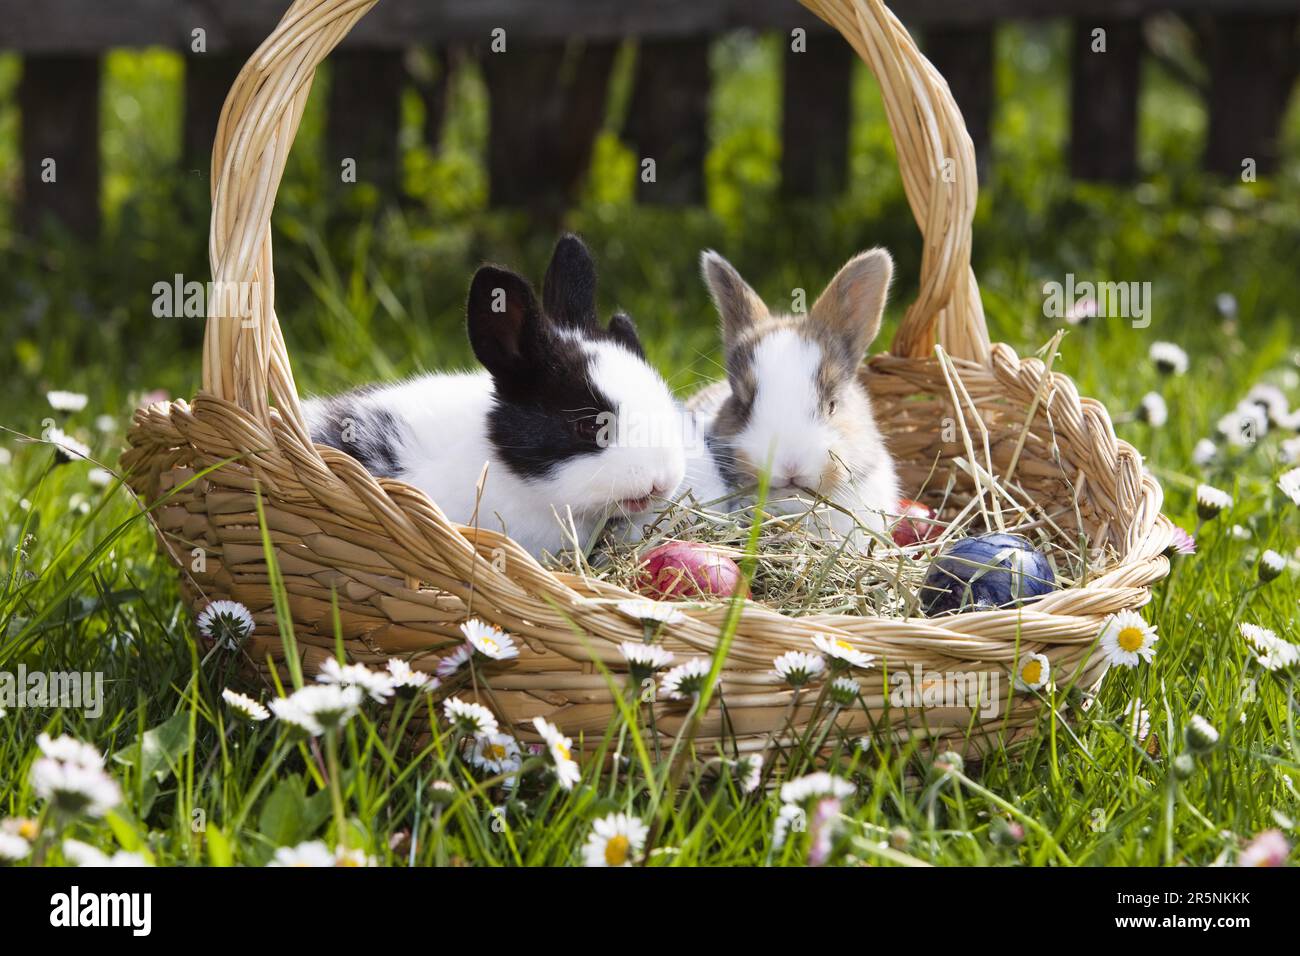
122;0;1172;752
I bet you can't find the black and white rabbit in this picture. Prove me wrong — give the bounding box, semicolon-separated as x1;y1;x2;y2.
303;235;688;558
687;247;901;540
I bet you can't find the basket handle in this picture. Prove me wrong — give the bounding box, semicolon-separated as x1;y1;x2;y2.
202;0;380;435
801;0;990;363
203;0;989;429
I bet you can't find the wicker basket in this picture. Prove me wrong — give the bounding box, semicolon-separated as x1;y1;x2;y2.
123;0;1173;758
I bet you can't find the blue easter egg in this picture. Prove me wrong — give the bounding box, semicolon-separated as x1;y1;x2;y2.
921;533;1056;616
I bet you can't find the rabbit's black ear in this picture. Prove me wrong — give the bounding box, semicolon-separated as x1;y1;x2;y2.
542;233;598;330
607;311;646;359
467;265;546;377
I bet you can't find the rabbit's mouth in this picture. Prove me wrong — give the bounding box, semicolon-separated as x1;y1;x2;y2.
619;496;652;513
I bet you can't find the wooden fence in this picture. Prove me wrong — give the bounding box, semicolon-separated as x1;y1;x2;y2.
4;0;1299;236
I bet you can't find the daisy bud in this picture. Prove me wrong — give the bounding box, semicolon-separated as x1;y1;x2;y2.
1172;753;1196;780
1163;526;1196;558
428;780;457;806
1238;829;1290;867
1215;292;1237;320
989;816;1025;846
1136;392;1168;428
828;675;860;706
1258;549;1286;583
889;826;911;850
1184;715;1219;754
1195;484;1232;521
931;751;964;778
1149;341;1189;376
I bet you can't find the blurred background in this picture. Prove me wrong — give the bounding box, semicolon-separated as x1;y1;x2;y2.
0;0;1298;438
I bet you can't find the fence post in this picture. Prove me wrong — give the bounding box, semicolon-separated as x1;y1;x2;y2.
19;54;101;237
1069;19;1142;183
183;53;247;182
924;24;995;182
625;38;710;205
781;31;853;198
482;40;617;209
1202;14;1299;179
327;49;407;198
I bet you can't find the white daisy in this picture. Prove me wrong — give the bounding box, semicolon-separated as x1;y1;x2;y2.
1247;384;1290;424
334;847;377;867
269;684;362;736
467;732;522;776
1149;341;1189;375
582;812;649;867
1259;549;1287;583
812;634;875;671
1015;652;1051;691
614;599;686;625
47;390;88;412
532;716;581;790
196;599;255;650
828;675;860;706
1195;484;1233;521
0;831;30;861
436;643;473;679
62;839;149;867
267;840;336;867
0;817;38;842
1239;623;1299;672
659;658;713;700
1137;392;1168;427
37;732;105;768
779;771;855;805
87;467;113;488
620;641;674;681
46;427;90;463
1192;438;1218;468
442;697;500;736
773;650;825;687
221;688;270;722
460;619;519;661
30;750;121;818
1278;468;1300;507
1185;714;1219;753
1122;698;1151;740
95;414;117;433
0;447;10;467
1099;610;1159;668
734;754;763;794
773;803;805;849
316;657;396;703
386;658;437;692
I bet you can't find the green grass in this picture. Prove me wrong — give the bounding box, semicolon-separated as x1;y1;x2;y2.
2;23;1300;867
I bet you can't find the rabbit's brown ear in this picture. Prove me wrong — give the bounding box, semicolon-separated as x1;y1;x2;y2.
809;248;893;364
701;250;768;344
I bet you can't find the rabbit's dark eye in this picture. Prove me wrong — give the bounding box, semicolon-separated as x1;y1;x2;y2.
826;400;838;417
572;416;601;444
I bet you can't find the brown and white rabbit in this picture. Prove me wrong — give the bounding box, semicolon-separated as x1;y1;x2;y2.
688;248;901;541
303;235;688;558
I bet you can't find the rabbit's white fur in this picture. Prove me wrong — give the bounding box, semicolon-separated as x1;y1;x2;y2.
690;247;901;542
